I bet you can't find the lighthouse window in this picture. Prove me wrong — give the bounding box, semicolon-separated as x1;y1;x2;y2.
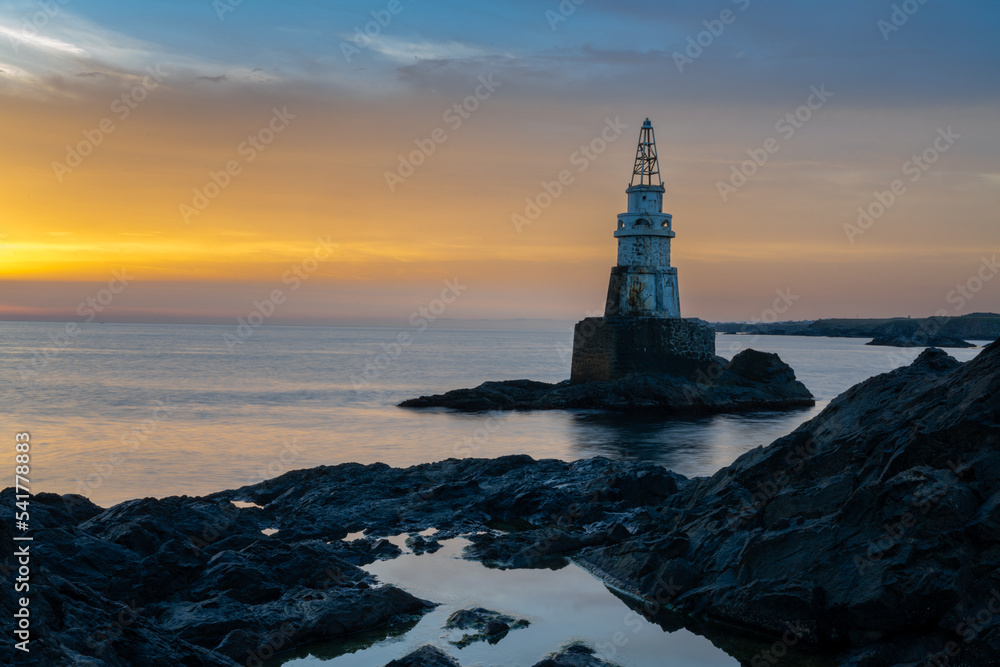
635;218;650;227
661;221;669;229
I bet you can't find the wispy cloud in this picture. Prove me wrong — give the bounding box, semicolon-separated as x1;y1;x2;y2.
0;23;86;55
367;36;494;62
0;4;283;97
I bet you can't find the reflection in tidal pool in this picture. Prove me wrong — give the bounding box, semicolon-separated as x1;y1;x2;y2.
273;535;740;666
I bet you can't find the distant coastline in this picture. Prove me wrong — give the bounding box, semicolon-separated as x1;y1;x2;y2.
713;312;1000;341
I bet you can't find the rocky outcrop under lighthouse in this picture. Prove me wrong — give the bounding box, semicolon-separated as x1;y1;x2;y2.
399;347;814;414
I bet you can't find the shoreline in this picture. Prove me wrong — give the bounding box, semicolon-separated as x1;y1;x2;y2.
5;341;1000;666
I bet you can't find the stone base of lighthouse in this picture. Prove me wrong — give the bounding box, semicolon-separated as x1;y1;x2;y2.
605;266;680;318
570;317;717;384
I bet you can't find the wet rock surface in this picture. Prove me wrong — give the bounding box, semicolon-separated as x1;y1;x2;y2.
444;607;529;647
576;342;1000;665
3;341;999;666
530;643;619;667
406;533;443;555
399;348;815;414
0;491;432;666
381;642;615;667
383;644;462;667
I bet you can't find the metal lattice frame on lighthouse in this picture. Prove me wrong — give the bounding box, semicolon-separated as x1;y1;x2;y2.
569;118;717;383
631;118;661;187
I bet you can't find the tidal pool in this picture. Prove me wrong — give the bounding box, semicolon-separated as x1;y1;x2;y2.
272;533;742;666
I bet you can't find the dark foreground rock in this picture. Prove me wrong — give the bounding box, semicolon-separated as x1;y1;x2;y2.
400;348;815;414
4;341;1000;666
0;450;689;665
577;341;1000;665
867;333;976;348
530;643;619;667
384;645;461;667
444;607;529;647
382;642;615;667
406;533;443;554
0;491;432;666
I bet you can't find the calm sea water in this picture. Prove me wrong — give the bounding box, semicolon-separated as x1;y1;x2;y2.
1;321;987;666
1;321;985;508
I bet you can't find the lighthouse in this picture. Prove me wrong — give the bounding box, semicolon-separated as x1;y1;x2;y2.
605;118;680;318
570;118;716;383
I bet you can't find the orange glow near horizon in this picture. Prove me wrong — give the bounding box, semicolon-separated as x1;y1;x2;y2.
2;73;999;323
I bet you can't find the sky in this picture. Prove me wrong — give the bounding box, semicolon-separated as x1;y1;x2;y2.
0;0;998;325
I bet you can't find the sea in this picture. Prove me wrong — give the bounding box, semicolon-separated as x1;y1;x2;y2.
0;321;988;666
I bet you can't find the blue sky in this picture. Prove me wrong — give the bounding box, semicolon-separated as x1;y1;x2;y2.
5;0;999;105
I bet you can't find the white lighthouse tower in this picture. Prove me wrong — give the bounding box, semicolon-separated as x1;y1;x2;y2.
606;118;681;318
570;118;715;384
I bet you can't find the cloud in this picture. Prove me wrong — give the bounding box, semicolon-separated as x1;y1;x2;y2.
0;60;29;79
0;3;285;98
367;36;493;62
2;0;997;110
0;23;87;55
